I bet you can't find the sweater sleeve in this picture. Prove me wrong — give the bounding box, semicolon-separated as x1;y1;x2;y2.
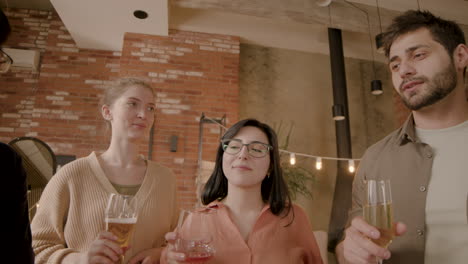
159;193;178;264
31;166;77;264
292;205;324;264
160;167;179;263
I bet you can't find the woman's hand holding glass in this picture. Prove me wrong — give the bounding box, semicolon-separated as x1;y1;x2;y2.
164;232;187;263
165;208;216;263
76;194;137;264
105;193;138;264
82;231;123;264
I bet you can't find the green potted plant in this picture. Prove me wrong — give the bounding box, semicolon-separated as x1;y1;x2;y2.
275;121;316;200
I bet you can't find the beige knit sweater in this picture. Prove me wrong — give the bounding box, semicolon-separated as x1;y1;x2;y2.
31;152;178;264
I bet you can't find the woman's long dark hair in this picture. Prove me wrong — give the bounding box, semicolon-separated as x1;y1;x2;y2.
201;119;292;217
0;10;11;44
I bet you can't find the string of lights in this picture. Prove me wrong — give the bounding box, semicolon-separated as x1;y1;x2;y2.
203;116;361;172
280;149;359;172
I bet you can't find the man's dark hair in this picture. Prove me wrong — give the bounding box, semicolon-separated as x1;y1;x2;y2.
0;9;11;44
383;10;466;58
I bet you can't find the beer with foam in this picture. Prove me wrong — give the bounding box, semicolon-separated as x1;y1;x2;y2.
105;217;137;249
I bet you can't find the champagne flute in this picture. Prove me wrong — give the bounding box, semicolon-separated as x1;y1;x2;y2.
363;179;394;264
175;208;216;263
105;194;138;264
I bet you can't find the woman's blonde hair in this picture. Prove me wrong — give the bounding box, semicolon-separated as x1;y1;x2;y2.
101;78;155;129
102;77;155;107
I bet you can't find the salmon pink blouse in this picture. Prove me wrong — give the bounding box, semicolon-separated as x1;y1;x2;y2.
162;201;323;264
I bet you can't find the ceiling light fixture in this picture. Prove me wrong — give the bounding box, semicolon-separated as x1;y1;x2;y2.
345;0;383;95
133;10;148;19
371;80;383;95
332;104;345;121
374;0;384;53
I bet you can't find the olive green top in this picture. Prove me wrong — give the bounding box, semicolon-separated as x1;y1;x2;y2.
111;182;141;196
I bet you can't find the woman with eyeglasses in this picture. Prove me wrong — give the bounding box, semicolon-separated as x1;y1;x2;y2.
161;119;323;264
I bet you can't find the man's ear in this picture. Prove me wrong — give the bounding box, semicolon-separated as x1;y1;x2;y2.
101;104;112;121
453;44;468;71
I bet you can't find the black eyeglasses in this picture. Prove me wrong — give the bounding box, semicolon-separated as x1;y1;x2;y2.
221;138;272;158
0;49;13;73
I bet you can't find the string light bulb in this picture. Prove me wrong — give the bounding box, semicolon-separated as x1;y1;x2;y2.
290;153;296;165
29;202;40;212
348;160;356;173
315;157;322;170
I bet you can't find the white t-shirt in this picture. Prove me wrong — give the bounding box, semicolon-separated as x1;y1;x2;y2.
416;120;468;264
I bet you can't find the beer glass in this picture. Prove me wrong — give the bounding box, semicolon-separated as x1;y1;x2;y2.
105;194;138;263
363;179;394;264
175;208;216;263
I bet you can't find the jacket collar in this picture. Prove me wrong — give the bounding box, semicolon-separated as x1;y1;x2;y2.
397;113;418;144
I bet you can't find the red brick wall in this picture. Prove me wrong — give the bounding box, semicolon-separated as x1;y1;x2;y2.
0;8;240;209
120;31;239;206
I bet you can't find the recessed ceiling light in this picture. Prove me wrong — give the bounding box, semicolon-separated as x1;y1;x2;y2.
133;10;148;19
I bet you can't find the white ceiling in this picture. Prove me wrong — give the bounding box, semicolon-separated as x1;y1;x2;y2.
352;0;468;26
2;0;468;60
50;0;168;51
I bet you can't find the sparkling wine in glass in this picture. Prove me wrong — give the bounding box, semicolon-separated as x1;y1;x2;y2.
105;194;138;263
175;208;216;263
363;179;394;263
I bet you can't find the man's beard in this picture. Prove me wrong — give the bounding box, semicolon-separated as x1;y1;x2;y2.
399;62;458;111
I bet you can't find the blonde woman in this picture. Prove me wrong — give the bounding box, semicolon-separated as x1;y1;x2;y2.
32;78;177;264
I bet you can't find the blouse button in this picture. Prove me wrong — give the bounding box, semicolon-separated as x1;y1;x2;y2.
419;186;426;192
417;229;424;236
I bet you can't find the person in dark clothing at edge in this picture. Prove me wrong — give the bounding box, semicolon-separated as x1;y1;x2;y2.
1;8;35;264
